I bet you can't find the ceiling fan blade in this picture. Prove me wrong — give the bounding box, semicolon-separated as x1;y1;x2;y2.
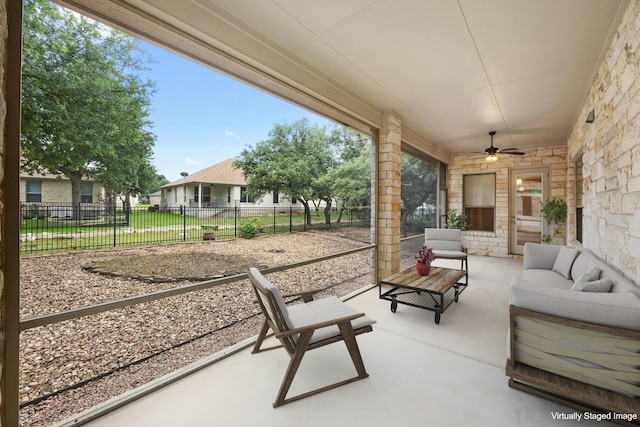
502;151;525;155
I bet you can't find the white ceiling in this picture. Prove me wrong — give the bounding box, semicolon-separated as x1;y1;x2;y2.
63;0;628;161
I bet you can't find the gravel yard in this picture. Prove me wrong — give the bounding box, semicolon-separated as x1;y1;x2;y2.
19;228;377;427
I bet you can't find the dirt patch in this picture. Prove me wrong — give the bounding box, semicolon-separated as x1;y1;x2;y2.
83;252;268;282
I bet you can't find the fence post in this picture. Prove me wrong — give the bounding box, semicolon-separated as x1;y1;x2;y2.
289;207;293;233
113;204;117;247
183;206;187;241
273;207;276;234
234;207;238;237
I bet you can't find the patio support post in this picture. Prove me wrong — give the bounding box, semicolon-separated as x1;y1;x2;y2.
2;1;23;425
375;111;402;280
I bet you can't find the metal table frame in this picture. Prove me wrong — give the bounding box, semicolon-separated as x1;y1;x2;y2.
378;266;468;324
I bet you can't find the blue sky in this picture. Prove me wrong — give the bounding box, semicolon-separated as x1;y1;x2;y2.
136;41;334;182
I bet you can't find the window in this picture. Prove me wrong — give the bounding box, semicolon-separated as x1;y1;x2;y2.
273;191;279;204
80;182;93;203
240;186;253;203
227;187;231;203
463;174;495;232
26;180;42;202
193;186;211;203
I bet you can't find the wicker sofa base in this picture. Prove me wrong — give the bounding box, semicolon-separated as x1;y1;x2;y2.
507;306;640;425
507;362;639;426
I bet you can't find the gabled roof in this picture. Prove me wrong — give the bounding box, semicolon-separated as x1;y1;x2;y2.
162;158;246;188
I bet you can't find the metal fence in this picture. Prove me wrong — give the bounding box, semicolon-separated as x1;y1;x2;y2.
19;202;371;254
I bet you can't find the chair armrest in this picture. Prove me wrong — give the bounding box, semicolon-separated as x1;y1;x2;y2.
275;312;365;339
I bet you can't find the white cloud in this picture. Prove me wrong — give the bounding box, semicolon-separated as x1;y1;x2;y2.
184;157;203;165
225;130;241;139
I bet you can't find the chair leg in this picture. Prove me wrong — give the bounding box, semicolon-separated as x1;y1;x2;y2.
338;323;368;379
274;331;313;407
252;319;271;354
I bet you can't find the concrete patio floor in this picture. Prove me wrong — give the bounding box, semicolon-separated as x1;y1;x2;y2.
74;255;615;427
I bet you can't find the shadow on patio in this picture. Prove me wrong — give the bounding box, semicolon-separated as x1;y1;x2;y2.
67;256;614;427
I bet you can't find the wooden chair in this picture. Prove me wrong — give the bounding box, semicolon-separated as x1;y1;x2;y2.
248;267;375;407
425;228;468;274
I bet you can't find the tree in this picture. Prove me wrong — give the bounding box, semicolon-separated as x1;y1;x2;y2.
325;144;371;221
234;119;334;225
401;153;438;235
20;0;156;213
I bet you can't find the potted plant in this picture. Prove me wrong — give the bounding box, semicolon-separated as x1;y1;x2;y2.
415;244;436;276
446;208;467;230
541;197;567;244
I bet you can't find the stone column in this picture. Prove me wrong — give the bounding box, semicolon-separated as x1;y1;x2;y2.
376;111;402;280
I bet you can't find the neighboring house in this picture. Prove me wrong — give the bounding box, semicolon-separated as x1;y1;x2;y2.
20;171;138;207
148;190;161;206
160;158;301;210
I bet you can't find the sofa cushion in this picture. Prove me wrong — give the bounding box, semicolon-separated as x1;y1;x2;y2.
523;242;562;270
573;266;601;286
510;277;640;330
571;278;613;293
571;250;640;297
522;269;573;290
552;246;579;279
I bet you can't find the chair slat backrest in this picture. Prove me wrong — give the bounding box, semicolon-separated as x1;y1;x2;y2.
425;228;463;251
249;268;297;353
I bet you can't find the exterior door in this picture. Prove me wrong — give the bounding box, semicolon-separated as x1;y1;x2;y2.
509;167;549;255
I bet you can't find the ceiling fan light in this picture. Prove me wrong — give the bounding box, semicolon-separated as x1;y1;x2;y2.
486;153;498;162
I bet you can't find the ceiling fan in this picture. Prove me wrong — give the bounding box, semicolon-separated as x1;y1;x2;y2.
474;131;525;161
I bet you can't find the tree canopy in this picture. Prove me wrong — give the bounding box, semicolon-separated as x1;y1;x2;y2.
21;0;159;207
234;119;335;224
235;119;440;230
400;152;438;234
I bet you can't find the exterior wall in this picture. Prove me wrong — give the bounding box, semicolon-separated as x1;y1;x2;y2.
566;0;640;285
19;177;139;206
450;146;567;257
19;178;101;203
163;184;302;209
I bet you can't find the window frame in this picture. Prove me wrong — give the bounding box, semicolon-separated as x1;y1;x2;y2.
26;180;42;203
463;173;496;232
80;182;93;203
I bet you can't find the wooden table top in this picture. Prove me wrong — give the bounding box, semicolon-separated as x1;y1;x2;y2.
380;266;466;294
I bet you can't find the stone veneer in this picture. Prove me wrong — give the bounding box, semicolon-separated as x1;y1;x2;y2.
376;112;402;279
449;146;567;257
566;0;640;285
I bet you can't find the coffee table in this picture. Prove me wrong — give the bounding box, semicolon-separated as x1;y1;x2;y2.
379;266;468;324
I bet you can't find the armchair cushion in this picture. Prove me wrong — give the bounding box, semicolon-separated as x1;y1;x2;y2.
288;297;376;344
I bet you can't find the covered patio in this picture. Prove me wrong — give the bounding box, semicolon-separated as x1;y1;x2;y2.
2;0;640;426
71;256;610;426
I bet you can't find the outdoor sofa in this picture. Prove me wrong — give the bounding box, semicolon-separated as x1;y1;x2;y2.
506;242;640;423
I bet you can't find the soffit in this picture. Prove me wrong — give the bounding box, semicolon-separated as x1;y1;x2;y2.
58;0;628;162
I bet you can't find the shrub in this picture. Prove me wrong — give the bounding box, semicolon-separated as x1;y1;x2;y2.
239;217;260;239
446;208;467;230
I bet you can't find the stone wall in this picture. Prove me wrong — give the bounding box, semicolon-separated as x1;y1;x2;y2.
450;146;567;257
566;0;640;284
